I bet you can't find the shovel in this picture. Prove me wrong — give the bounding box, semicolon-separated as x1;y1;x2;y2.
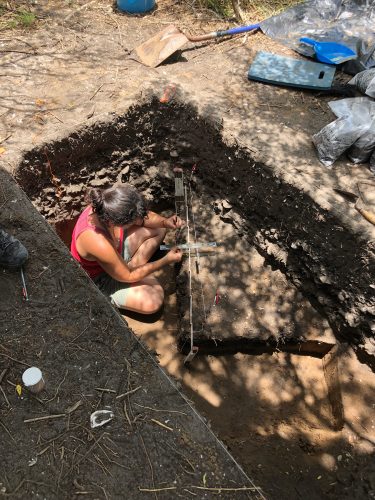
334;184;375;226
300;37;357;65
135;23;260;67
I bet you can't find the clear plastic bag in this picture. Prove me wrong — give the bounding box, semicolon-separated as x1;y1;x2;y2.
370;150;375;175
312;116;369;167
261;0;375;75
328;97;375;118
347;122;375;164
327;97;375;164
349;69;375;97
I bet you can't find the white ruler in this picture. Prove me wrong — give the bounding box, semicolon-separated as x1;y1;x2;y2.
160;242;217;251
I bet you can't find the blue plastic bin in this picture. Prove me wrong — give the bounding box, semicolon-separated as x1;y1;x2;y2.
117;0;155;13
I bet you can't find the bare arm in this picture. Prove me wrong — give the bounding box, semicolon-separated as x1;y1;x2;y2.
76;230;181;283
143;211;184;230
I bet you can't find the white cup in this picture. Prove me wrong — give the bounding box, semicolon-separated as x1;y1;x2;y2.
22;367;45;394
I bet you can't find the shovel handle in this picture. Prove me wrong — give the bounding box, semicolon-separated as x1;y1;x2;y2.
356;206;375;226
216;24;261;37
186;23;260;42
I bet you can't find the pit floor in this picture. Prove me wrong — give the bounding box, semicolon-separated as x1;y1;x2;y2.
125;259;375;499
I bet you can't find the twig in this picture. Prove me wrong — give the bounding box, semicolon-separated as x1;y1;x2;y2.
0;38;37;51
48;111;64;123
44;369;68;403
65;433;105;477
123;401;132;426
4;479;25;497
24;414;66;423
67;324;90;344
0;368;7;384
139;434;157;499
95;387;116;393
190;486;258;491
0;419;16;443
36;446;50;456
0;386;10;407
0;50;34;55
36;426;77;448
44;148;62;199
65;400;82;414
93;453;112;476
94;483;110;500
89;83;104;101
134;403;187;415
0;352;30;367
139;487;177;492
116;385;141;400
0;134;11;144
150;419;173;432
98;444;129;470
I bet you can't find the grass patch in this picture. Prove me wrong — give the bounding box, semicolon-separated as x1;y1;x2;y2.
243;0;303;20
195;0;303;21
0;3;37;31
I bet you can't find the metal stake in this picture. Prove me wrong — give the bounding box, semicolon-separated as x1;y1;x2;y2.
20;267;29;301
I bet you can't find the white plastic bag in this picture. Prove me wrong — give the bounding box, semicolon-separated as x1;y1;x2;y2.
326;97;375;164
349;69;375;98
348;121;375;164
328;97;375;118
312;116;370;167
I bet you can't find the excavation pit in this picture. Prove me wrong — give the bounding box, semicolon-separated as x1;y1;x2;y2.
16;95;375;362
14;93;375;498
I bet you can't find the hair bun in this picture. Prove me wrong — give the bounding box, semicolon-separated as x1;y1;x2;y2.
86;188;104;215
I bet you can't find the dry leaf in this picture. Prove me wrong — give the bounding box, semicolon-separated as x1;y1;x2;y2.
0;147;5;155
16;384;22;396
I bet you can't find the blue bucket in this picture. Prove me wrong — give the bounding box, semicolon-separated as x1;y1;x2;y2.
117;0;155;13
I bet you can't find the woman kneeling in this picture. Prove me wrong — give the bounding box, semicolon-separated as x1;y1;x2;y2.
71;184;183;314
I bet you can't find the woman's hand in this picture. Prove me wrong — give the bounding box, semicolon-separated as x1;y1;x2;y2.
165;247;183;263
163;215;185;230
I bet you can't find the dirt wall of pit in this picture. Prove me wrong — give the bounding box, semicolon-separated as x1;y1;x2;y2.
15;94;375;368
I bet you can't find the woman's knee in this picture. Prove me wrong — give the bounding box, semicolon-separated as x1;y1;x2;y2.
142;284;164;314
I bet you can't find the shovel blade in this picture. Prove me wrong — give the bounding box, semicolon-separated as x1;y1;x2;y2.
134;25;188;67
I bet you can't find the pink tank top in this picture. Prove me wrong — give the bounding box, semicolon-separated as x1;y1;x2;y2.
71;206;123;278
